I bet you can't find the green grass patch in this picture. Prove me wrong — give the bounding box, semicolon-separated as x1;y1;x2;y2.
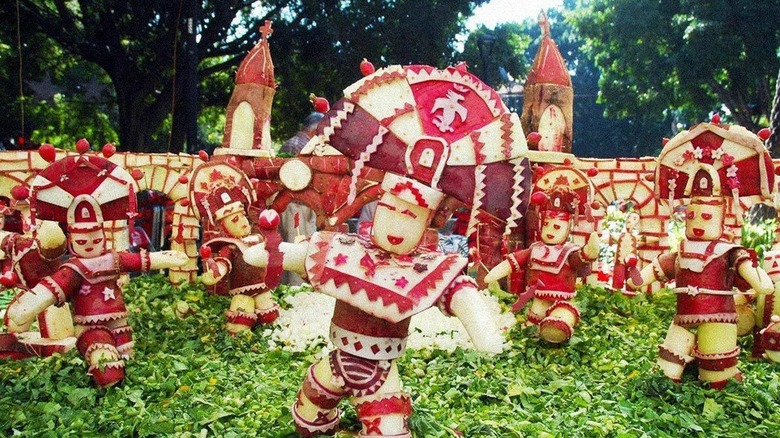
1;276;779;436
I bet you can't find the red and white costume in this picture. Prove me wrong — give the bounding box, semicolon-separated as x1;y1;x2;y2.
191;161;283;331
508;241;591;326
36;250;152;382
644;121;775;388
41;251;150;326
293;231;476;437
754;251;780;360
655;240;749;327
25;146;140;386
202;232;283;325
293;63;517;437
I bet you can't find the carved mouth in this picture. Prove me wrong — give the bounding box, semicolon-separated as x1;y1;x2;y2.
693;228;704;237
546;234;555;240
387;235;404;245
84;247;94;252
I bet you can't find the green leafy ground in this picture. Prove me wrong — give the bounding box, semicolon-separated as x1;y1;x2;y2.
1;275;779;437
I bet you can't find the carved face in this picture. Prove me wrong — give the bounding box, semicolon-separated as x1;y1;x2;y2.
625;212;640;232
540;215;570;245
220;211;251;238
371;192;432;255
69;228;106;258
685;200;724;241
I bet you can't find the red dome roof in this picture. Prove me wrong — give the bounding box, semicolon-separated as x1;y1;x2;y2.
235;20;275;87
525;13;571;87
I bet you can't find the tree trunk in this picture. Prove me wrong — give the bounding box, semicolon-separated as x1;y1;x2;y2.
768;67;780;157
115;82;148;152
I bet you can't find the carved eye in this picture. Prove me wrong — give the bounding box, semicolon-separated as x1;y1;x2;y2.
75;239;88;245
687;211;695;220
553;224;561;230
377;201;397;212
231;215;240;223
702;213;713;220
92;238;103;244
401;209;417;219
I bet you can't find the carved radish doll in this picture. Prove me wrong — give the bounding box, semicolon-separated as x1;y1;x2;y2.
4;143;188;387
191;161;283;334
280;63;530;437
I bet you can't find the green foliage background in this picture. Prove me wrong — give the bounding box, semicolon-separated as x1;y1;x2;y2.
2;276;779;436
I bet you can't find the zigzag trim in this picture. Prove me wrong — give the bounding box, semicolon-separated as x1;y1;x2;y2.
405;67;503;117
471;131;486;166
348;70;407;102
674;312;739;326
73;311;128;325
348;125;388;205
504;159;528;235
380;102;415;127
320;102;355;144
499;114;514;160
467;165;487;237
306;237;331;287
315;255;463;319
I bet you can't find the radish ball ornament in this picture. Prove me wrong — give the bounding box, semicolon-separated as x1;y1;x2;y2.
360;58;375;76
309;93;330;113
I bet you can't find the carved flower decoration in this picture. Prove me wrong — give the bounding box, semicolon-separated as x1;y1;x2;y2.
721;153;735;166
726;177;740;190
726;165;738;179
711;147;725;160
692;147;704;160
334;253;348;266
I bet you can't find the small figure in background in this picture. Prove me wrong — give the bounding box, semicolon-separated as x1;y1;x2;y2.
191;161;283;334
486;185;600;344
604;208;649;296
752;250;780;362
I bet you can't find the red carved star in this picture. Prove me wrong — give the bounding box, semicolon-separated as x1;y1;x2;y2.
395;277;409;289
334;253;348;266
360;254;377;278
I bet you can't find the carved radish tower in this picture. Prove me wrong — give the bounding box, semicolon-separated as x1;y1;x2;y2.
221;20;276;156
521;12;573;153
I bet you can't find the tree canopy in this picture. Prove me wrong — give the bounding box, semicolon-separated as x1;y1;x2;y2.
1;1;778;156
459;7;670;158
1;0;487;153
572;0;780;132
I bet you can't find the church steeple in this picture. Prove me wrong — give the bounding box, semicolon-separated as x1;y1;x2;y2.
235;20;276;87
221;20;276;156
525;12;572;88
521;11;574;153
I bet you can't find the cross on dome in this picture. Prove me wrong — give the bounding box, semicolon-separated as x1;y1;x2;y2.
259;20;273;40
